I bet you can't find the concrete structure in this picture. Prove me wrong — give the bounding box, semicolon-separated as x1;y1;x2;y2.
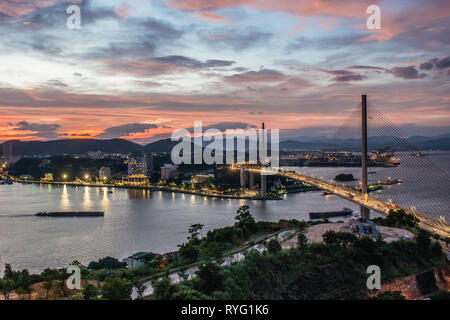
99;167;111;181
249;172;254;188
360;94;370;220
237;122;268;196
161;164;178;180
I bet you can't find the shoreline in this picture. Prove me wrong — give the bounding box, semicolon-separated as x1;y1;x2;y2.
11;179;283;200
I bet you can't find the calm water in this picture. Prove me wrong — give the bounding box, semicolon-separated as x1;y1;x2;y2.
0;151;448;273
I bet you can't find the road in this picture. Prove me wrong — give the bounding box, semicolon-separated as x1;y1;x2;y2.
242;167;450;239
131;229;296;299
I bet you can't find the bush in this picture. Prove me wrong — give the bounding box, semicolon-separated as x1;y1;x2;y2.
88;257;127;271
101;277;133;300
429;289;450;300
267;239;282;253
370;291;405;300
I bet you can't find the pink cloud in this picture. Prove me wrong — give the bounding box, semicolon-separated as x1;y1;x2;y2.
196;11;227;21
114;3;131;19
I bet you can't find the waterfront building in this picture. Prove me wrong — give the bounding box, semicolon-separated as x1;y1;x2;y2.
99;167;111;181
128;152;147;176
191;174;214;183
42;173;53;181
128;151;152;177
161;164;178;180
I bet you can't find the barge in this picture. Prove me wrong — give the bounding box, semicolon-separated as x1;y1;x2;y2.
309;207;353;219
36;211;104;217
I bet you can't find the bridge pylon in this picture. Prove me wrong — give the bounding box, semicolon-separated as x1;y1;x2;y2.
360;94;370;220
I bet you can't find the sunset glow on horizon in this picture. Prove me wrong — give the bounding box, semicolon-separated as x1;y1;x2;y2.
1;0;449;144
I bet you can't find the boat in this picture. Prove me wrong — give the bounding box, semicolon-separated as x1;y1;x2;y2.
321;191;333;196
36;211;104;217
309;207;353;219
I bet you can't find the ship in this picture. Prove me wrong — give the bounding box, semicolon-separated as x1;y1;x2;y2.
309;207;353;219
36;211;104;217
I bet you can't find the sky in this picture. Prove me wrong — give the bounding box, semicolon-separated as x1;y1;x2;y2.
0;0;449;144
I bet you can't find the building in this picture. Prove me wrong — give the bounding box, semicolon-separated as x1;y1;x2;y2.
128;151;148;177
192;174;214;183
42;173;53;181
2;142;12;164
161;164;178;180
99;167;111;181
123;252;156;269
147;152;154;178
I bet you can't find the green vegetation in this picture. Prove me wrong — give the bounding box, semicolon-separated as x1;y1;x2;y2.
155;228;445;300
429;289;450;300
372;208;420;231
101;277;133;300
369;291;406;300
87;257;127;271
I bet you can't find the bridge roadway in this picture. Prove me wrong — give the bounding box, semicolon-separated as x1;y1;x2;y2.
242;166;450;239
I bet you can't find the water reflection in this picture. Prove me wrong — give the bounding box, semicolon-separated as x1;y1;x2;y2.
127;189;151;199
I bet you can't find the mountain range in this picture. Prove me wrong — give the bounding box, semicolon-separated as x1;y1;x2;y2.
1;133;449;157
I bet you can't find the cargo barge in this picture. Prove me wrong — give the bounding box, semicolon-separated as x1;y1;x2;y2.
309;207;353;219
36;211;104;217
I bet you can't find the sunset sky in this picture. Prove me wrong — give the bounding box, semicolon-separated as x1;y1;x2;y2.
0;0;449;144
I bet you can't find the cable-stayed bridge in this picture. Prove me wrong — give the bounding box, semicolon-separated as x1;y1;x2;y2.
235;95;450;239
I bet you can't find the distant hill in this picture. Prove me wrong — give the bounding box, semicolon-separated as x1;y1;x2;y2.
0;139;142;156
144;139;180;153
2;133;448;158
280;134;450;151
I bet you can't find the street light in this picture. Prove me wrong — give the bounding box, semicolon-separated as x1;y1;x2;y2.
84;174;90;180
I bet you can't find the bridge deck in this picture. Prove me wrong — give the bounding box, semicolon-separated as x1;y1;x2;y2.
242;167;450;239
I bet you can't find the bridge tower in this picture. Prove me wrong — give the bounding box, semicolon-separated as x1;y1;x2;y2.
360;94;370;220
260;122;267;198
240;166;246;187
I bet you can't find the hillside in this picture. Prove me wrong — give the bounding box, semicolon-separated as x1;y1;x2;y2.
0;139;142;156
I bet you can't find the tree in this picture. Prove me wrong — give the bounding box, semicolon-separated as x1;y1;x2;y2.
0;279;14;300
266;239;282;253
370;291;405;300
3;264;14;280
101;277;133;300
323;231;357;248
416;229;432;253
195;262;223;294
172;289;203;300
188;224;204;242
18;270;34;300
82;283;99;300
88;257;127;271
429;289;450;300
297;233;307;250
42;280;54;300
132;279;148;300
152;276;179;300
384;209;419;228
178;267;190;281
234;205;257;237
179;243;200;264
